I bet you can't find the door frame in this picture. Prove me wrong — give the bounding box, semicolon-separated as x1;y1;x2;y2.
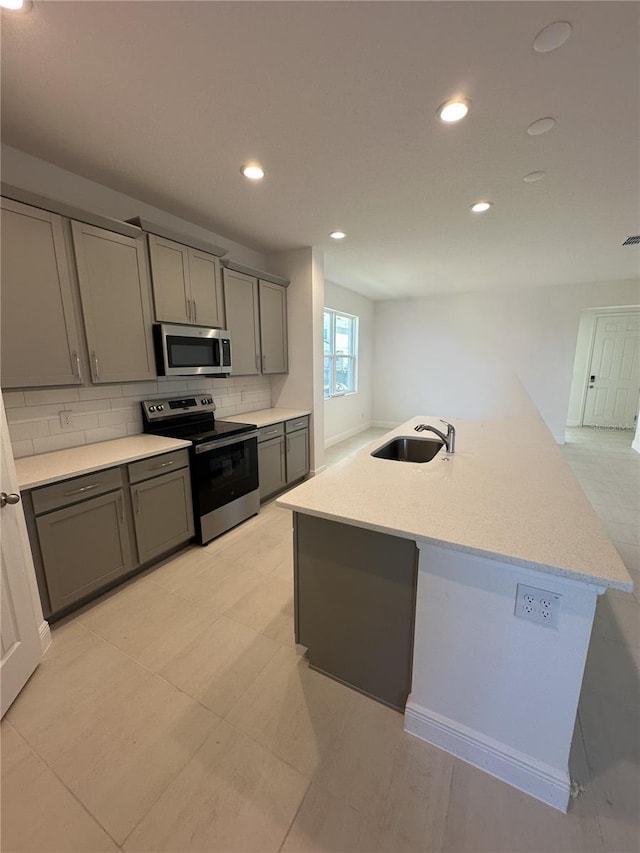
579;309;640;427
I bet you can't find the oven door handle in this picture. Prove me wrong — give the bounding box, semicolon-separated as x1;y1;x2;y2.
195;431;259;454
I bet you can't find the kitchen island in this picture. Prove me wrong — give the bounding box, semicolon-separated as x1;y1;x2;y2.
277;396;632;812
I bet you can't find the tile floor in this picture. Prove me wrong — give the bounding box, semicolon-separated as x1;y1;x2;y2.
2;426;639;853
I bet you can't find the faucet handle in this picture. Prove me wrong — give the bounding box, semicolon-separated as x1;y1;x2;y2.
440;419;454;431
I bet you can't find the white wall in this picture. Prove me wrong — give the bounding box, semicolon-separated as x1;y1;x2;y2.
567;305;640;426
373;279;640;443
1;145;265;269
267;247;325;473
324;281;374;446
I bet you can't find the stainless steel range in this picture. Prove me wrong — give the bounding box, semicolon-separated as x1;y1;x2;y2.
142;397;259;544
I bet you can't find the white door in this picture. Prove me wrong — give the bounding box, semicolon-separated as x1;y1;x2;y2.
583;313;640;428
1;392;44;717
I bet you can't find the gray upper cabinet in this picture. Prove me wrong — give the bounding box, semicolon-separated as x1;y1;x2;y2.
223;269;261;375
148;234;224;328
223;268;288;376
71;222;156;384
259;280;288;374
1;198;82;388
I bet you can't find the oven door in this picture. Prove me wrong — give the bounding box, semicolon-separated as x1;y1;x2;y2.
191;433;259;516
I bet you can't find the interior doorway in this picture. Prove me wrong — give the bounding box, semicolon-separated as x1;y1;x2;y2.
567;307;640;433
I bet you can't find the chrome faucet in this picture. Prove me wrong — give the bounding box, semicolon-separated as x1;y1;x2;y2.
415;419;456;453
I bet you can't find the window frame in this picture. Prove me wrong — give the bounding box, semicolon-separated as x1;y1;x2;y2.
323;308;358;399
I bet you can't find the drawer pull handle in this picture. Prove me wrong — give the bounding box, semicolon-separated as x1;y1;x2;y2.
151;460;175;470
264;429;279;436
64;483;100;497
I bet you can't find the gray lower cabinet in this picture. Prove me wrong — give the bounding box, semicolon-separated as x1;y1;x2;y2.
130;466;194;564
294;512;418;711
36;488;133;614
26;450;194;619
285;423;309;485
258;434;286;501
258;417;309;500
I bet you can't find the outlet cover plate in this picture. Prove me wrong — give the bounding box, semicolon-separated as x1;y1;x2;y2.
515;583;562;629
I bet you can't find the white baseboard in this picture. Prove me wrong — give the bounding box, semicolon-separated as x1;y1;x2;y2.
39;620;51;655
324;422;373;449
554;433;566;445
310;465;326;476
404;702;571;813
633;438;640;454
565;419;581;428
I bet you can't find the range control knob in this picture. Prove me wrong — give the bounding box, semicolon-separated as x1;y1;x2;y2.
157;404;164;412
201;398;207;405
149;405;156;413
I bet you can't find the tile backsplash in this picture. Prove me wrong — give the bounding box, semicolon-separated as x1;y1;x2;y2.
4;375;271;458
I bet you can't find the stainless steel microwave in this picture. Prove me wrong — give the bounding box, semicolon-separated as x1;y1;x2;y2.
154;323;232;376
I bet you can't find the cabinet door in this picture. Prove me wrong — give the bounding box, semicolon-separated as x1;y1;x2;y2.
36;490;133;613
286;428;309;484
188;248;225;328
1;198;82;387
223;269;260;375
258;435;287;500
259;281;288;374
72;222;156;383
147;234;191;323
130;468;194;564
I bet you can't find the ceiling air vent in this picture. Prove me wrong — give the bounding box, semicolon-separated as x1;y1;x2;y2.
622;235;640;246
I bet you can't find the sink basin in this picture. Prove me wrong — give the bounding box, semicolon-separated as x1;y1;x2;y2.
371;435;444;463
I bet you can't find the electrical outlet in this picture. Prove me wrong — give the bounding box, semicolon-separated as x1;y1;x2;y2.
515;584;561;629
59;410;73;429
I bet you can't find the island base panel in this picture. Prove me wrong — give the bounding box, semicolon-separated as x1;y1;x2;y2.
294;512;418;711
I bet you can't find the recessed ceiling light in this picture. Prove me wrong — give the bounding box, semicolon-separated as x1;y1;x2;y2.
436;98;471;124
470;201;492;214
523;171;546;183
241;163;265;180
0;0;31;10
329;231;347;240
533;21;572;53
527;117;556;136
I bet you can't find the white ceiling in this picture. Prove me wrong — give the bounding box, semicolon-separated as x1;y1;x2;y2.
1;1;639;299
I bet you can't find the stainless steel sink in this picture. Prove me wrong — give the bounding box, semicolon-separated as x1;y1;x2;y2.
371;435;444;463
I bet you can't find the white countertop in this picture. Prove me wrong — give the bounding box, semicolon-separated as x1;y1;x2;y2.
277;411;633;591
15;435;192;490
220;407;311;428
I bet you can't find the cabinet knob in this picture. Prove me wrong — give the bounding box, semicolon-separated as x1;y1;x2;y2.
0;492;21;508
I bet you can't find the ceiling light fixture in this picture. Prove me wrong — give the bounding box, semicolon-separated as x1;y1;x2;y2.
329;230;347;240
436;98;471;124
0;0;31;10
241;163;264;181
470;201;492;214
526;117;556;136
523;171;546;183
533;21;572;53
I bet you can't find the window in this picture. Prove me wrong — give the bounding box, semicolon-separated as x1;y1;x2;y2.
323;308;358;398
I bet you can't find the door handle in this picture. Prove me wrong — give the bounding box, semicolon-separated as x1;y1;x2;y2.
92;351;100;381
72;350;82;381
0;492;20;508
193;300;197;324
255;354;260;372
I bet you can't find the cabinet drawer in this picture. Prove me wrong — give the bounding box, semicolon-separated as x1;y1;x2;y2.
32;467;123;515
258;422;285;443
128;449;189;484
285;416;309;434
